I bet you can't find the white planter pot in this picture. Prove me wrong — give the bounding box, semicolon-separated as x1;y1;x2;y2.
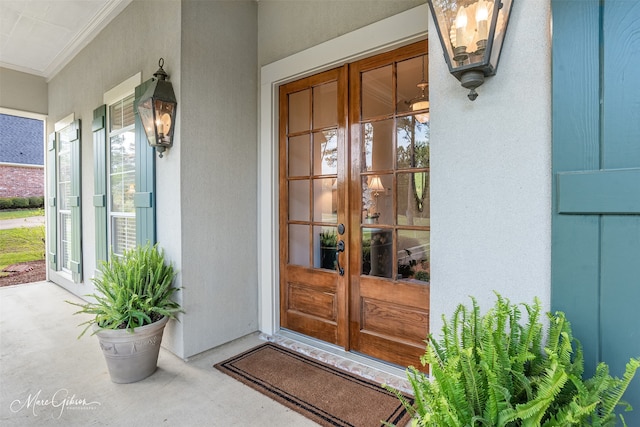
94;316;169;383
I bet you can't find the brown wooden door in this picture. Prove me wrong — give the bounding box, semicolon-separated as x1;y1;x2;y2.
279;66;349;347
279;42;430;368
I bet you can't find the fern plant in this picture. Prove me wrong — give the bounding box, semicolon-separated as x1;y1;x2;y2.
68;243;183;337
386;293;640;427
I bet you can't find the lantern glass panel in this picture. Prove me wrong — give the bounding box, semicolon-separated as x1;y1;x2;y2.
154;99;175;146
138;98;156;146
430;0;507;70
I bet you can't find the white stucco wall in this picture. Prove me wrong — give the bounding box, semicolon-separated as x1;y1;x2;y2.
429;0;552;336
258;2;551;342
257;0;424;66
179;0;258;359
0;68;48;115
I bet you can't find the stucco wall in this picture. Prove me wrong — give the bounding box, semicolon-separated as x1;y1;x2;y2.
0;68;48;115
46;0;183;354
429;0;552;334
179;0;258;358
257;0;424;66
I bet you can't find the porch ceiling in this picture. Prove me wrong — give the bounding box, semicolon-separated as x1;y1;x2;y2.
0;0;131;80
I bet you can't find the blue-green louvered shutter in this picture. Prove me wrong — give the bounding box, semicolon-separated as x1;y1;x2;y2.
134;80;156;246
47;132;57;270
552;0;640;423
92;105;108;262
68;120;83;283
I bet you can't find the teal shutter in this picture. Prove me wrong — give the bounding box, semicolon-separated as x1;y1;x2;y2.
47;132;58;270
552;0;640;423
93;105;108;262
134;80;156;245
68;120;83;283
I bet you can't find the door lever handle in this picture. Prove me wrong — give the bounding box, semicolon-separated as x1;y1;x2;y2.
336;240;345;276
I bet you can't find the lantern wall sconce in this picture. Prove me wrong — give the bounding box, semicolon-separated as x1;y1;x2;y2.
427;0;513;101
137;58;177;158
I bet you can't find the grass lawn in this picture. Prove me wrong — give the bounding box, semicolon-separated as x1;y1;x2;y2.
0;226;46;276
0;208;44;220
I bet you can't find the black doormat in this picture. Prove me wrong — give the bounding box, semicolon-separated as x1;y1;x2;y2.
214;343;413;427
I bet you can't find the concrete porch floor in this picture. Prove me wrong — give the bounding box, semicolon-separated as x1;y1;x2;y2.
0;281;412;426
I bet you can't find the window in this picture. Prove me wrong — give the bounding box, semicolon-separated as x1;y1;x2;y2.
108;95;136;256
48;117;82;282
94;72;155;264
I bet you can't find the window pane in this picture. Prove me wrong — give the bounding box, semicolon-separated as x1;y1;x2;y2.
110;95;135;132
112;216;136;256
397;230;430;283
58;139;71;210
110;131;135;213
362;120;394;172
313;178;337;223
313;129;337;175
315;226;337;270
362;65;393;119
397;172;430;226
313;82;337;129
397;118;429;169
362;175;392;225
289;89;310;134
289;134;310;177
288;180;309;221
289;224;309;266
362;227;392;278
60;212;71;271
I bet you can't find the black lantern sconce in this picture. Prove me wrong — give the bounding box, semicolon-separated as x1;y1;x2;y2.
427;0;513;101
137;58;177;158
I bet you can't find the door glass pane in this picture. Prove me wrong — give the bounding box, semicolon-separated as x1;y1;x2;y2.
314;225;337;270
289;224;310;266
288;180;310;221
397;56;427;114
289;89;310;133
397;118;429;169
362;120;394;171
397;229;430;283
313;129;338;175
289;134;310;177
313;82;337;129
362;65;393;119
397;172;429;226
314;178;337;223
361;227;393;278
362;175;392;225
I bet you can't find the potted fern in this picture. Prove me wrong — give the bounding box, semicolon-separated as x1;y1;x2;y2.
387;293;640;426
68;243;182;383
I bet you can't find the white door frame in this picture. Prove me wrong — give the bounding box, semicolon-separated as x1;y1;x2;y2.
257;4;429;335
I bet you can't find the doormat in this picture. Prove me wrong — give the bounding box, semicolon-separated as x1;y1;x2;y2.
214;343;413;427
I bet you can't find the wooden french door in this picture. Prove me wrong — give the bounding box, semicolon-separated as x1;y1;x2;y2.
279;41;430;368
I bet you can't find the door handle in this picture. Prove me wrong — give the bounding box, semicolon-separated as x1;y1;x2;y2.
336;240;345;276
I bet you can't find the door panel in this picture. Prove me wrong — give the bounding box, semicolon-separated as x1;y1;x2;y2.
552;0;640;423
279;67;348;347
349;42;430;368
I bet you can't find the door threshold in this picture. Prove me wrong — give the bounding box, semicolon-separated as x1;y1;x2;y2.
260;330;414;395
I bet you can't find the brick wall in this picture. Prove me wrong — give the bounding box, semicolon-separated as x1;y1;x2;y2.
0;164;44;198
